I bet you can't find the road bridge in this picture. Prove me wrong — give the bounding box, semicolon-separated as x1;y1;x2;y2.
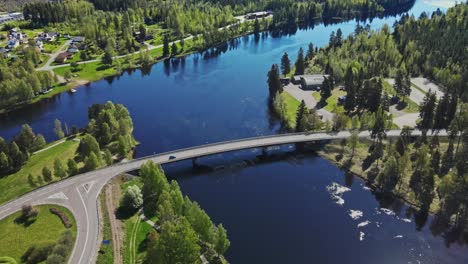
0;129;446;263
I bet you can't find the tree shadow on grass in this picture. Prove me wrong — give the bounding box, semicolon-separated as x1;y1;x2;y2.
115;206;137;220
14;215;37;227
96;64;112;71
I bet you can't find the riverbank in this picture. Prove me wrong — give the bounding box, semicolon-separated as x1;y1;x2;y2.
316;138;448;214
0;17;267;115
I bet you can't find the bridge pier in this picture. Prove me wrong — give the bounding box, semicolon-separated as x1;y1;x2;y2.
192;158;199;168
262;147;268;156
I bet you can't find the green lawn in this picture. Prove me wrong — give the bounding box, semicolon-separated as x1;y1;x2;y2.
0;139;80;205
0;205;76;263
42;39;66;54
54;62;117;83
313;89;346;113
281;91;301;129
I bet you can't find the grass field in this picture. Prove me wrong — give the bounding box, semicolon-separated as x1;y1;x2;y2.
281;91;301;129
96;191;114;264
121;178;152;264
0;205;76;262
0;139;80;205
54;61;117;82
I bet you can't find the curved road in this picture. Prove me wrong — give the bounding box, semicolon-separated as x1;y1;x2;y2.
0;129;445;264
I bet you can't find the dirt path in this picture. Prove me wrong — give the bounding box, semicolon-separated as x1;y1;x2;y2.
105;181;124;264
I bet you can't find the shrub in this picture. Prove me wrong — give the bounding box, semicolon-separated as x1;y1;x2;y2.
22;241;55;264
49;208;73;228
120;185;143;212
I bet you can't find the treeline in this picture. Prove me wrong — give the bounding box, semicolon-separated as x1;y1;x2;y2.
131;162;230;263
23;0;95;25
0;125;46;176
0;49;56;111
29;102;137;187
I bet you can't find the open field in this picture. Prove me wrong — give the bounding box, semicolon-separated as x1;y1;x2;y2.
0;204;76;262
0;139;80;205
281;91;301;129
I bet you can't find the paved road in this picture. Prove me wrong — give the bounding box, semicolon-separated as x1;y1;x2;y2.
0;130;446;264
37;14;272;72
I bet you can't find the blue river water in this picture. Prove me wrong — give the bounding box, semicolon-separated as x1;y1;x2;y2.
1;0;467;263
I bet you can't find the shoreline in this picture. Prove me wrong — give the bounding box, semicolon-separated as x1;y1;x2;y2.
316;145;437;215
0;28;262;115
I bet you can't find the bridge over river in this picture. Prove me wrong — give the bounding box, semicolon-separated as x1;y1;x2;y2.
0;129;446;264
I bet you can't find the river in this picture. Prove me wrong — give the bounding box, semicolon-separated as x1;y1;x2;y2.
1;0;466;263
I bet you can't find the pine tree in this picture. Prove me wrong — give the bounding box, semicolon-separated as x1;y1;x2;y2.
433;93;450;130
440;140;454;176
280;52;291;75
306;43;315;61
418;90;437;130
344;66;356;112
171;42;178;56
294;48;305;75
320;77;332;99
102;48;114;65
295;100;307;132
163;35;170;57
267;64;282;96
253;18;260;37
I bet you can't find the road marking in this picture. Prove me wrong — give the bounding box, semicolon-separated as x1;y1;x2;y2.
77;186;90;264
83;181;95;193
48;192;68;200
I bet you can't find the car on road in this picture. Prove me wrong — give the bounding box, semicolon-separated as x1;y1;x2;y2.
169;155;176;160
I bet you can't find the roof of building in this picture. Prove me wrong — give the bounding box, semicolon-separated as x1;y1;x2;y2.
300;74;328;86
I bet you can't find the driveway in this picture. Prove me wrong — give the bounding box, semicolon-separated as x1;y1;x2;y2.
283;83;334;121
385;78;427;105
411;77;444;98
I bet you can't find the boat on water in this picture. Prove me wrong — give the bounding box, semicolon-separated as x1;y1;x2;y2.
70;89;77;93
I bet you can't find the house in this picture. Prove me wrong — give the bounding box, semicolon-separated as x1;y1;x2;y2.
55;52;73;63
7;39;19;49
245;11;272;20
72;36;85;43
67;43;79;53
37;32;58;42
299;74;329;90
291;75;302;85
